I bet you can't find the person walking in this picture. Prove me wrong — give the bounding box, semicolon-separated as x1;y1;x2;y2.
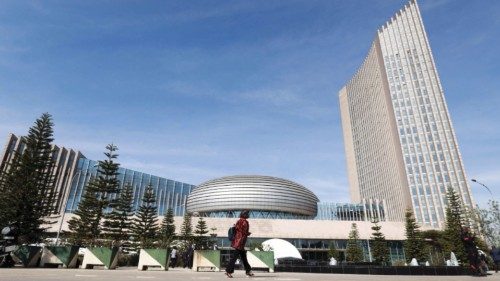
186;244;194;269
170;246;178;268
461;227;485;276
225;210;254;278
491;246;500;273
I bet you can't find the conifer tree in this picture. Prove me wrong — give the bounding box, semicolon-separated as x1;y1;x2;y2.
159;208;176;248
67;177;101;246
103;183;134;246
0;113;57;243
180;211;193;244
421;229;446;266
371;221;390;265
346;223;364;263
194;217;209;249
328;242;340;261
442;187;467;263
67;144;121;246
0;147;21;227
93;144;120;221
131;185;158;249
403;209;426;263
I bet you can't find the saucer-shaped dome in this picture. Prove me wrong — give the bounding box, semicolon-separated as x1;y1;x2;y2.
186;175;319;218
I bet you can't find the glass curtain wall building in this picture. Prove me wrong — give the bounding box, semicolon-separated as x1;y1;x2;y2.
339;0;474;227
215;237;405;265
316;199;386;222
0;133;196;217
66;158;195;216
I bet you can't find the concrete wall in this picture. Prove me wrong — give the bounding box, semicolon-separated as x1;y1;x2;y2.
52;214;423;241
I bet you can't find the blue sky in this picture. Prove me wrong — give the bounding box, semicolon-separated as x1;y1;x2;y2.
0;0;498;207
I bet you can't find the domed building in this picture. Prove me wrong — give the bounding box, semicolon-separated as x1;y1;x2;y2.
186;175;319;219
185;175;405;263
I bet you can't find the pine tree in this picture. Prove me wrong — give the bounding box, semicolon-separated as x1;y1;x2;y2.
0;113;57;243
421;229;446;266
0;146;22;227
131;185;159;249
346;223;364;263
94;144;121;223
371;221;390;265
103;183;134;246
159;208;176;248
328;242;340;261
442;187;468;263
194;217;209;249
67;178;101;246
180;211;193;244
67;144;121;246
404;209;426;263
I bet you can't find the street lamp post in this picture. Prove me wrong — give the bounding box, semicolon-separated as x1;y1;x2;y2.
471;179;493;196
55;170;84;245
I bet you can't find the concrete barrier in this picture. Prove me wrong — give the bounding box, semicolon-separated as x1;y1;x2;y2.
192;250;220;271
137;249;170;271
248;251;274;272
12;245;42;267
40;246;79;268
82;247;119;269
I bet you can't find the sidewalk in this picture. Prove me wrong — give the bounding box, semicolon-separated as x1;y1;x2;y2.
0;267;498;281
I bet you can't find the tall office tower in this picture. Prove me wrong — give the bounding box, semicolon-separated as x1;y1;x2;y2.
339;0;474;227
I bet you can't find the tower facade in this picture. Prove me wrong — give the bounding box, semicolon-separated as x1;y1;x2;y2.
339;0;474;227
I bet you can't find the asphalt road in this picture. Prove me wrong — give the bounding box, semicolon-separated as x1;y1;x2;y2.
0;267;498;281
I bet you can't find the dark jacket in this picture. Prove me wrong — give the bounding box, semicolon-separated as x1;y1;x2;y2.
491;247;500;262
461;231;476;252
231;218;250;250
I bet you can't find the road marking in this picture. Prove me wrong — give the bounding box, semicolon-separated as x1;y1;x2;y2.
136;277;155;279
75;274;97;278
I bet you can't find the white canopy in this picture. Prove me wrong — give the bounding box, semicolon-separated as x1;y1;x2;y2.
261;238;302;263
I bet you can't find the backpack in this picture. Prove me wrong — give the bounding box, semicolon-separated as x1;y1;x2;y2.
228;225;236;241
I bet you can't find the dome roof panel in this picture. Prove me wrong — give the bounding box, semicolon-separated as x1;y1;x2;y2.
186;175;319;217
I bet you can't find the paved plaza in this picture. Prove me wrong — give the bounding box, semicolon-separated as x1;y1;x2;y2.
0;267;499;281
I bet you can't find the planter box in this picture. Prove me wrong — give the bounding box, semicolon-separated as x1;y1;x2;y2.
82;247;120;269
12;245;42;267
40;246;79;268
247;251;275;272
192;250;220;271
137;248;170;271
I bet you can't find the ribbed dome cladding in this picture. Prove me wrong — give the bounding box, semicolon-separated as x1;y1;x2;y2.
187;175;319;217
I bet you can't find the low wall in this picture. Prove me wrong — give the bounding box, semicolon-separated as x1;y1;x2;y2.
275;265;470;275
